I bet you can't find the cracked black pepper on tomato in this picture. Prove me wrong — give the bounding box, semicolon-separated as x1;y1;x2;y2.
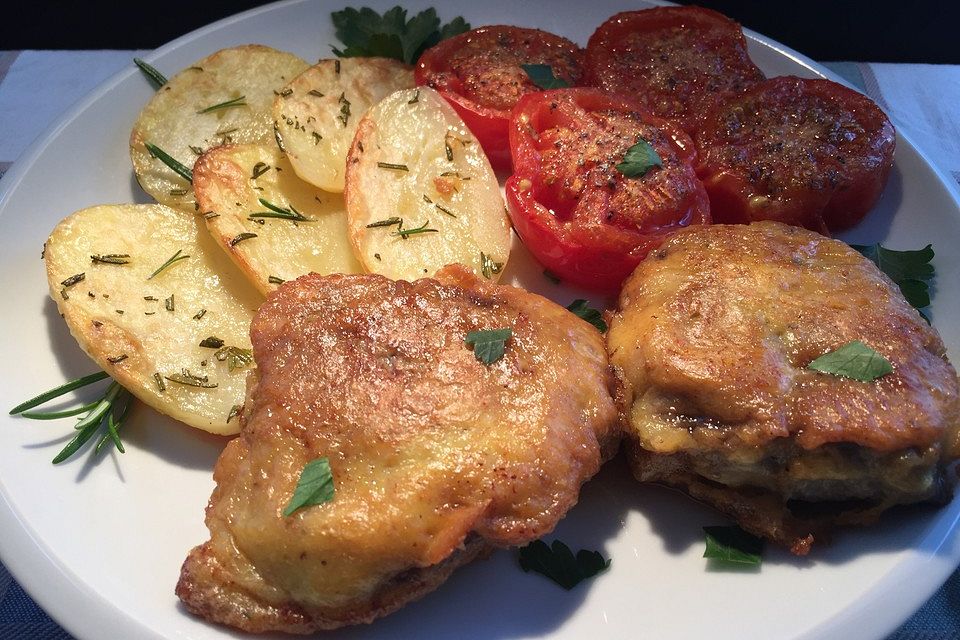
416;25;584;171
693;76;896;233
584;6;765;134
505;88;710;292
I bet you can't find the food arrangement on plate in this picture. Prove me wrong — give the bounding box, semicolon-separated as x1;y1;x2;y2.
9;3;959;636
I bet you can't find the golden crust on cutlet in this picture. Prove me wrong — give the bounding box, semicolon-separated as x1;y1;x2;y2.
177;265;619;632
608;221;959;552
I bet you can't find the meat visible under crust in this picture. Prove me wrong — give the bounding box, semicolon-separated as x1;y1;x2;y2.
177;265;619;632
607;222;960;553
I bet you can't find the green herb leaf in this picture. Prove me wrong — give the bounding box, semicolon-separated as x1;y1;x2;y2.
851;243;934;317
283;457;335;516
133;58;167;89
703;526;763;565
615;139;663;178
146;249;189;280
391;219;438;239
465;328;512;365
566;300;607;333
145;142;193;184
520;64;569;89
808;341;893;382
196;95;247;114
9;371;110;415
518;540;610;590
331;6;470;65
215;345;254;372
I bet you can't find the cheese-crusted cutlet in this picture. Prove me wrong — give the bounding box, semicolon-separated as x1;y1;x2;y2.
177;265;619;632
608;221;959;554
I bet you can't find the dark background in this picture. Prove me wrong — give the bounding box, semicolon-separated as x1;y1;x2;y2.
1;1;956;63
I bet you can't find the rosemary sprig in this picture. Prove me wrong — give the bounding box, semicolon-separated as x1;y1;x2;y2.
9;372;132;464
145;142;193;183
146;249;189;280
133;57;167;89
197;95;247;114
248;198;310;222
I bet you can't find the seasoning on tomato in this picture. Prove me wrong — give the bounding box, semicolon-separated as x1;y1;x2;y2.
584;6;765;134
693;76;896;234
416;26;584;172
505;88;711;292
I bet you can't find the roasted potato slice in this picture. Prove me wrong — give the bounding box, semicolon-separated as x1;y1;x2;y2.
345;87;511;282
44;204;263;435
194;144;363;294
130;45;308;210
273;58;414;193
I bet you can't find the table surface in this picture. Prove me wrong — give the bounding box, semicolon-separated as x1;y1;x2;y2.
1;50;960;640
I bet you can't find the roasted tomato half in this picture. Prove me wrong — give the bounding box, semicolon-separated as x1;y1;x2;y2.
506;88;710;292
693;76;896;233
416;26;584;172
584;6;764;134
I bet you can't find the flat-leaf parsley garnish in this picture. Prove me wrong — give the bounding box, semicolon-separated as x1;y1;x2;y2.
807;340;892;382
284;457;335;516
331;6;470;65
616;139;663;178
521;64;569;89
566;299;607;333
465;328;512;365
703;526;763;566
518;540;610;590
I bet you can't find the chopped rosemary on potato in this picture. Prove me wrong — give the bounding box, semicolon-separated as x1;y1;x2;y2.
197;95;247;114
391;219;438;239
146;249;189;280
376;161;409;171
145;142;193;183
91;253;131;265
248;198;310;222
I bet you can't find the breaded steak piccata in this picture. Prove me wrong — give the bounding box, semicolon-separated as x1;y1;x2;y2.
177;265;619;633
607;222;959;554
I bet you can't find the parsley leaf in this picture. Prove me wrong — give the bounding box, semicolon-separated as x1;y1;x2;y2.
465;328;512;365
566;299;607;333
616;139;663;178
703;526;763;565
521;64;569;89
284;457;335;517
331;6;470;65
851;243;934;318
518;540;610;590
808;340;893;382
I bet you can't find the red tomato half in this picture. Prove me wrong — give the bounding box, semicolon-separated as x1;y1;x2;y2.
693;76;896;233
416;26;584;172
506;88;710;292
584;6;764;134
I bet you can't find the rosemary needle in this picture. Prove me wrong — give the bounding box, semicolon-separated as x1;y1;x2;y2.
9;371;109;415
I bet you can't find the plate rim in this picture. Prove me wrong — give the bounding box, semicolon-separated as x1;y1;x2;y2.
1;1;959;639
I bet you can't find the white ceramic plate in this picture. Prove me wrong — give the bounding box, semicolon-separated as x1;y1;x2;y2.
2;1;959;639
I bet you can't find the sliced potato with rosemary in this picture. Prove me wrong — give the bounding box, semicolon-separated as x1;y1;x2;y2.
44;204;264;435
130;45;309;210
273;57;414;193
194;143;363;294
345;87;511;282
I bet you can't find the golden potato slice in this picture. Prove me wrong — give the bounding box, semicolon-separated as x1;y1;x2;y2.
345;87;511;282
44;204;264;435
130;45;309;210
273;58;414;193
194;144;363;294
